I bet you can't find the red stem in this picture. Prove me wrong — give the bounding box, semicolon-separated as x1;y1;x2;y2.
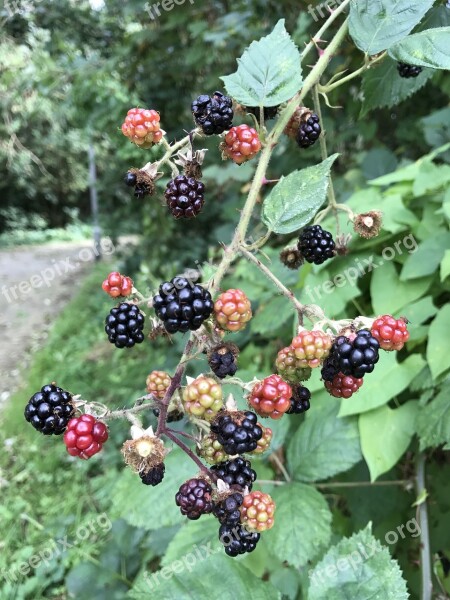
163;429;209;474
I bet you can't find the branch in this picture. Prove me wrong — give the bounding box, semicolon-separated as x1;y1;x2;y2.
301;0;352;61
416;453;433;600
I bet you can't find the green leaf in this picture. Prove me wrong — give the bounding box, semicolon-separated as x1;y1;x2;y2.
349;0;435;55
440;250;450;281
287;396;362;481
359;402;418;481
129;554;280;599
417;386;450;450
261;154;339;234
412;162;450;196
371;261;431;315
339;353;426;417
221;20;302;107
400;232;450;280
401;296;437;324
265;483;332;568
251;295;294;335
307;524;409;600
361;57;434;116
161;519;218;567
427;304;450;379
389;27;450;69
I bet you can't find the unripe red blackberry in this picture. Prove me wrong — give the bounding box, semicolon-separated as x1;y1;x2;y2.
63;414;108;459
175;478;213;520
121;108;163;148
325;373;363;399
182;375;224;422
214;289;252;332
221;125;261;164
240;490;275;533
165;175;205;219
371;315;409;351
146;370;172;400
291;329;332;368
248;374;292;419
24;384;74;435
102;271;133;298
275;345;312;384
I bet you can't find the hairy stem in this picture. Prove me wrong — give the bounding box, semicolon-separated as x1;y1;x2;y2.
163;428;209;474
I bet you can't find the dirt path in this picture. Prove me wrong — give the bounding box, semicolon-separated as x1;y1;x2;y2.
0;240;102;405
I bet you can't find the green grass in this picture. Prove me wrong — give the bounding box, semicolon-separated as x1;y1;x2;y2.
0;224;92;248
0;264;179;599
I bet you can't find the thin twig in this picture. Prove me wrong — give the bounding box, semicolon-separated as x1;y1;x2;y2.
416;453;433;600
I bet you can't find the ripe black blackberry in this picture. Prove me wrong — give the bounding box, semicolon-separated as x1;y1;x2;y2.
152;406;184;422
210;411;262;455
208;346;238;379
165;175;205;219
287;385;311;414
124;172;137;187
105;302;145;348
335;329;380;378
140;463;165;486
191;91;233;135
298;224;335;265
211;457;256;490
175;478;213;520
213;492;243;525
297;112;321;148
24;384;74;435
321;354;339;382
397;62;423;78
219;523;260;557
153;277;213;334
246;105;279;121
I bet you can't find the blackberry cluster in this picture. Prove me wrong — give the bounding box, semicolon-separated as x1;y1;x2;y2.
105;302;145;348
165;175;205;219
397;62;423;78
191;91;233;135
175;478;213;520
219;523;260;557
208;346;238;379
287;385;311;414
213;492;243;525
24;384;74;435
246;105;279;121
211;457;256;490
140;463;165;486
298;224;335;265
153;277;213;334
297;113;321;148
211;411;262;455
333;330;380;378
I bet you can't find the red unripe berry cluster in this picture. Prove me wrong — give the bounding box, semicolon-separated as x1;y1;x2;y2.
64;414;108;459
214;288;252;332
222;125;261;164
325;373;363;399
248;374;292;419
102;271;133;298
371;315;409;351
240;490;275;532
121;108;163;149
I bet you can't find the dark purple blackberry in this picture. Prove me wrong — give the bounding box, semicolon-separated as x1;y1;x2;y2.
246;105;279;121
213;492;243;525
335;329;380;378
134;184;147;199
287;385;311;414
24;384;74;435
397;63;423;78
140;463;165;486
153;277;213;334
297;112;321;148
298;224;335;265
105;302;145;348
209;347;237;379
165;175;205;219
124;172;137;186
191;91;233;135
219;523;260;557
175;478;213;520
321;355;339;382
210;411;262;455
210;457;256;491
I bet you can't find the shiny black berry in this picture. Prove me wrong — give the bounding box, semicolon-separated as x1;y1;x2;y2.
140;463;165;486
165;175;205;219
211;457;256;491
105;302;145;348
175;478;213;520
209;347;237;379
153;277;213;334
397;62;423;78
210;411;262;455
246;105;279;121
191;91;233;135
152;406;184;422
213;492;243;525
287;385;311;414
297;113;321;148
219;523;260;557
335;329;380;378
124;172;137;186
24;384;74;435
298;224;335;265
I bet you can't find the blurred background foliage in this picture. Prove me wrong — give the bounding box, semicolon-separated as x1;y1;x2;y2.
1;1;450;598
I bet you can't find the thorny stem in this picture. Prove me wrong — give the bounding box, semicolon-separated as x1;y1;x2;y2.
301;0;352;61
416;453;433;600
319;52;386;93
163;428;209;475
